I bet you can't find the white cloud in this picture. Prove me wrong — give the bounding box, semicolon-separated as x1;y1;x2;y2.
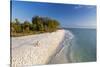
74;5;83;9
74;5;95;9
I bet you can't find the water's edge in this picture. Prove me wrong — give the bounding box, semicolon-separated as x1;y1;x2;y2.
47;30;74;64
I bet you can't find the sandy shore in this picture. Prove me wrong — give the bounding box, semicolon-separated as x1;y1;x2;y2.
49;30;74;64
11;30;73;67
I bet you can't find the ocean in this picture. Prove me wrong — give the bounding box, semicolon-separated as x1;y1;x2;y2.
66;28;96;62
49;28;96;64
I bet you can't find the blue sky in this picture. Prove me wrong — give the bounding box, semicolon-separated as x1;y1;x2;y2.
11;1;96;28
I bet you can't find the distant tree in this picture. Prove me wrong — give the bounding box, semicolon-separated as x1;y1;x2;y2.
32;16;39;31
11;22;15;33
46;19;60;32
11;19;22;33
23;21;30;33
14;24;22;33
15;18;20;25
32;16;60;32
32;16;44;31
11;16;60;37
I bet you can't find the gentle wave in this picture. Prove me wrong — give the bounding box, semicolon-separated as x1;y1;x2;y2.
49;30;74;64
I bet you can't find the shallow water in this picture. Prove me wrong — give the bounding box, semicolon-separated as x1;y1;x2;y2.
68;28;96;62
50;28;96;64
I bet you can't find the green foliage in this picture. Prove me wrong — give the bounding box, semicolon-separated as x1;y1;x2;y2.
11;19;22;33
11;16;60;37
23;21;30;33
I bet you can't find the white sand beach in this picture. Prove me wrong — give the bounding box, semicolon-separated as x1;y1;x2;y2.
11;30;73;67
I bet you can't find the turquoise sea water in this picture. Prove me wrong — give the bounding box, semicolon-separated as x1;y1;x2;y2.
67;28;96;62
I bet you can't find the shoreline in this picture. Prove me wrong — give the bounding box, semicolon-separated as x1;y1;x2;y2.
48;30;74;64
11;29;73;67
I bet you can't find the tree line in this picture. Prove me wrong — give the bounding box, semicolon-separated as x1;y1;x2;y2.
11;16;60;36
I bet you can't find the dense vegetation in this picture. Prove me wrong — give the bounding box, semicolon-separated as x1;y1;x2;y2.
11;16;60;37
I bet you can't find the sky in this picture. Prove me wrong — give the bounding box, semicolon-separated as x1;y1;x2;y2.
11;1;96;28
